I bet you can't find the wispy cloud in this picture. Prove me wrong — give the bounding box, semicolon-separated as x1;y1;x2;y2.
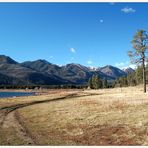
87;60;93;65
121;7;136;13
115;61;136;69
128;64;137;69
49;56;53;59
70;48;76;53
115;62;126;68
109;2;115;5
70;57;74;61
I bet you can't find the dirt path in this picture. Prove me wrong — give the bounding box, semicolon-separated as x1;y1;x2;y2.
1;110;36;145
0;105;37;145
0;92;99;145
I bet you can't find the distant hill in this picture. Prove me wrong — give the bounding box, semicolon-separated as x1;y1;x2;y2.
0;55;17;64
0;55;132;85
99;65;127;79
122;67;135;74
0;73;25;85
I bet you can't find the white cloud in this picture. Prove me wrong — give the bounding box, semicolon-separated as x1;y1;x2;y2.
70;48;76;53
115;62;125;67
49;56;53;59
109;2;115;5
87;60;93;65
128;64;137;69
100;19;104;23
70;57;74;61
115;61;136;69
121;7;136;13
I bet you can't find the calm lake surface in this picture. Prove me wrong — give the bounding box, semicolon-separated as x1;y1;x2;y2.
0;92;35;98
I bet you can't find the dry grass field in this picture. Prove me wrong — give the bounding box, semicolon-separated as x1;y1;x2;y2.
1;86;148;145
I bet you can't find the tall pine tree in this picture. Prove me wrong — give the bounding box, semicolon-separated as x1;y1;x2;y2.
103;78;108;88
91;74;102;89
128;30;148;93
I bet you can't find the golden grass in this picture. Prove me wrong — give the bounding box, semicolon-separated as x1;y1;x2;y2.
1;86;148;145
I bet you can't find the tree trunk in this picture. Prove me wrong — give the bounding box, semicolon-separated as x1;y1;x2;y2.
142;54;146;93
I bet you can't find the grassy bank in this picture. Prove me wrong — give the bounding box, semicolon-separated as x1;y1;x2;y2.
1;86;148;145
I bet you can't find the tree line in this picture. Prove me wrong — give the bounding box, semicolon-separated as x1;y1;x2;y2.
88;65;147;89
0;84;88;89
114;65;147;87
88;75;108;89
88;29;148;93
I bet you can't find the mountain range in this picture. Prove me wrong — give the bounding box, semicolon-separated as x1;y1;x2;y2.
0;55;134;85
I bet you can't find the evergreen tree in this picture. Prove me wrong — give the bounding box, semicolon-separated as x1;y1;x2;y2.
115;76;128;87
127;72;137;86
91;75;96;89
89;74;102;89
88;77;93;89
103;78;108;88
135;66;143;84
95;75;102;89
128;30;148;93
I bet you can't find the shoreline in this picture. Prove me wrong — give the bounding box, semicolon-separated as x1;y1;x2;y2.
0;89;84;99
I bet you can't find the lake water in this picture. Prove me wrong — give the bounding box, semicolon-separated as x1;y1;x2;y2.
0;92;35;98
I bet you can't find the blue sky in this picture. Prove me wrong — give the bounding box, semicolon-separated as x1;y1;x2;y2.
0;2;148;69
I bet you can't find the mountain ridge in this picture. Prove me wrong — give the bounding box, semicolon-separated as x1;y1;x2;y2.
0;55;134;85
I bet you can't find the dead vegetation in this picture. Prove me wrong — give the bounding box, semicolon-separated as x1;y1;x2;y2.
1;86;148;145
